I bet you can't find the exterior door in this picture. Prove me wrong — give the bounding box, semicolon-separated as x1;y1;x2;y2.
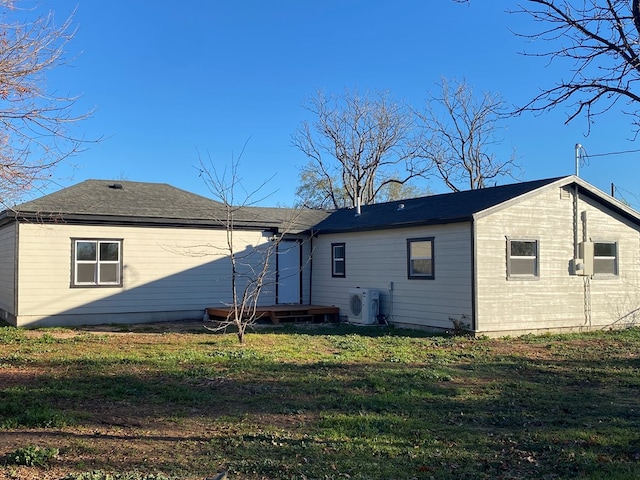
277;240;300;304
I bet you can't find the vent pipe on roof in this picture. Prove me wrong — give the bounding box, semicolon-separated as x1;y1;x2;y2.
108;183;123;190
355;196;361;217
575;143;582;177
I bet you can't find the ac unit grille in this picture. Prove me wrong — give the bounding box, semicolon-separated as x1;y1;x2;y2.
347;288;379;325
349;294;363;317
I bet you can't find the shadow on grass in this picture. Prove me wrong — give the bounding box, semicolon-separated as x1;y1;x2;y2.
1;346;639;478
69;319;446;339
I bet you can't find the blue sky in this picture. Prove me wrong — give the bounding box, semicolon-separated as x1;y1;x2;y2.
37;1;640;209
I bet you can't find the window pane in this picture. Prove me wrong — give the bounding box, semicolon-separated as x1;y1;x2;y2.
594;242;615;257
511;258;536;276
411;258;432;275
100;242;119;261
76;242;96;261
408;239;434;279
99;264;119;283
411;241;432;257
332;243;345;277
594;259;616;275
77;264;96;283
511;241;536;257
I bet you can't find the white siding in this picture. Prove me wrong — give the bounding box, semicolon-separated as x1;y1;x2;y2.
475;186;640;334
311;223;473;330
0;222;16;320
16;223;275;327
300;237;312;304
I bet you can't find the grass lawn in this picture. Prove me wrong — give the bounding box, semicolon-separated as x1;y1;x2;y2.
0;322;639;480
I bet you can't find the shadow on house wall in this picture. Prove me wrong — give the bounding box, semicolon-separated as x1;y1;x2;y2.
13;241;306;328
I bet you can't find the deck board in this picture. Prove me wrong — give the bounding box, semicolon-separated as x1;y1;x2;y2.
206;305;339;324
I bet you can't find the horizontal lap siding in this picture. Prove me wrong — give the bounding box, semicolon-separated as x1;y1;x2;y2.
312;223;473;329
475;186;640;334
17;223;274;324
580;196;640;327
0;223;16;316
301;239;312;304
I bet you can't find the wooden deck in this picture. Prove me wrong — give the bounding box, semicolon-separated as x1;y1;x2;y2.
205;304;340;325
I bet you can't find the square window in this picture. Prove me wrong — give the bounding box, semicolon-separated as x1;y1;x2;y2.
332;243;345;277
72;239;123;287
407;237;434;279
593;241;618;276
507;239;539;279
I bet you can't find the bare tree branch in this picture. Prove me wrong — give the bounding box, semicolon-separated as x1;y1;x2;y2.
198;146;304;344
292;89;431;209
512;0;640;134
0;2;95;205
418;78;519;192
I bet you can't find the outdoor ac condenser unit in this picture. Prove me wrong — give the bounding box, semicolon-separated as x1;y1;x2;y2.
348;288;380;325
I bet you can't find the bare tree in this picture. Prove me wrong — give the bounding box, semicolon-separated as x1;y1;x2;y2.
292;89;430;209
294;164;425;209
418;78;518;192
198;147;301;344
0;1;90;205
511;0;640;134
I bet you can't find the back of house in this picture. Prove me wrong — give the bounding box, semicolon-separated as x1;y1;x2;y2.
0;180;324;327
1;175;638;335
474;178;640;335
310;176;640;336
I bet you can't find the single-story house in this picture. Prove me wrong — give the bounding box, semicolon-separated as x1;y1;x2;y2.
0;179;328;327
310;175;640;336
1;175;639;336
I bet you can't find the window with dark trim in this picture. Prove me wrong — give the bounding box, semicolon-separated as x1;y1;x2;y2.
407;237;434;279
593;241;618;276
331;243;346;277
507;238;539;279
72;239;123;287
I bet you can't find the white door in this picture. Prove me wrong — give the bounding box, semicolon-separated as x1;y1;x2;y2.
277;240;300;304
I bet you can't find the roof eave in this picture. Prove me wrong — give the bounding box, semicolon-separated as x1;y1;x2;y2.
3;211;283;230
312;215;473;235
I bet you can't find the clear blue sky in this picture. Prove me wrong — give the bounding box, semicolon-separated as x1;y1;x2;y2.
37;1;640;209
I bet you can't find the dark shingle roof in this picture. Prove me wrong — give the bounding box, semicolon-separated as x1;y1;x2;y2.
4;179;329;232
14;180;227;219
4;176;638;235
311;177;566;234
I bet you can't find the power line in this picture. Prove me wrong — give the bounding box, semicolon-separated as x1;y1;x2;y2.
612;184;640;210
583;148;640;158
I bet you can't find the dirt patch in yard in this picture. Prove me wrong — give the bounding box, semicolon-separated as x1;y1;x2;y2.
2;322;638;480
0;320;330;480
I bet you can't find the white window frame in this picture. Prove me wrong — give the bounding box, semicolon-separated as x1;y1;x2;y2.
72;239;123;287
507;238;539;280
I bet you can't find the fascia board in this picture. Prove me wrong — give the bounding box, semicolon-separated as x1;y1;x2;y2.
5;211;282;231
